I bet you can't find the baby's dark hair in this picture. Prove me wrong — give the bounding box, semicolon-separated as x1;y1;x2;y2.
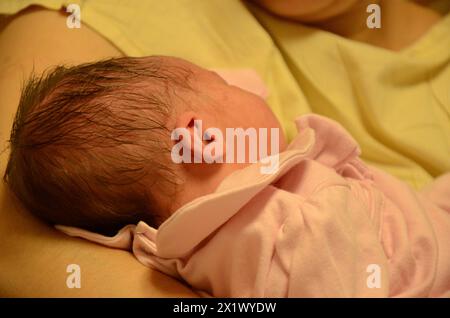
4;56;190;235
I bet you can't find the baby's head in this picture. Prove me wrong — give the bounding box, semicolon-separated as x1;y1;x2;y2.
4;56;285;235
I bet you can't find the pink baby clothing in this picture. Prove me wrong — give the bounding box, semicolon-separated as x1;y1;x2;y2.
57;114;450;297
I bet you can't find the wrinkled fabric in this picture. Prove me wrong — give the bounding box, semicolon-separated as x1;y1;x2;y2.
57;114;450;297
249;4;450;188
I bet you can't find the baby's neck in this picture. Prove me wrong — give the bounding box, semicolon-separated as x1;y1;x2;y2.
312;0;443;51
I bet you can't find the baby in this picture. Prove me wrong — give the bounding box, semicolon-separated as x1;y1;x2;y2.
4;56;285;235
4;56;450;297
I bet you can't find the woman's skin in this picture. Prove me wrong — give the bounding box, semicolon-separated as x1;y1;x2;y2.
254;0;442;51
0;7;196;297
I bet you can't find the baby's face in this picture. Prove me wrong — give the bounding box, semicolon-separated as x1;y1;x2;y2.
143;56;287;213
157;56;287;155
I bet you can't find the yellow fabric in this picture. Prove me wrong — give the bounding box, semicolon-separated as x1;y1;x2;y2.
1;0;449;189
249;5;450;189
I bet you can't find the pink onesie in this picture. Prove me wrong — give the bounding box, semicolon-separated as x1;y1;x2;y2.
57;115;450;297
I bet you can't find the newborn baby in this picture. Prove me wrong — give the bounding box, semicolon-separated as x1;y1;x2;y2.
5;56;284;234
4;56;450;297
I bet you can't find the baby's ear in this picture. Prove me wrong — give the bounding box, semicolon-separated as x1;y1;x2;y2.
212;69;269;100
172;111;203;163
171;112;224;164
175;111;197;134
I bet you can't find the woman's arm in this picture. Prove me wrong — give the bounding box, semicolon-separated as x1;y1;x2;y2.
0;7;196;297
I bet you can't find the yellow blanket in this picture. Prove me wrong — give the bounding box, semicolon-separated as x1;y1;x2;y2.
1;0;449;189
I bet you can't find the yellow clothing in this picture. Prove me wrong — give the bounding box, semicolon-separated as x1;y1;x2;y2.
249;4;450;189
1;0;449;189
